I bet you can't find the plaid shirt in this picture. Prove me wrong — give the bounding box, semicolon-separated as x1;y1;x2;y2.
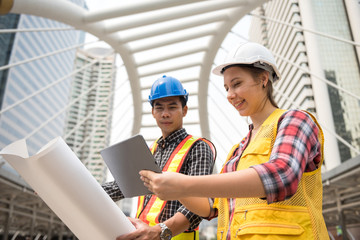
102;128;215;231
210;110;321;238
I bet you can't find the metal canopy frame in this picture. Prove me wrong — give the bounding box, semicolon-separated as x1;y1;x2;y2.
0;0;360;238
6;0;267;140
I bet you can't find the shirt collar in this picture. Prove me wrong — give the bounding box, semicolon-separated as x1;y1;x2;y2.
157;128;187;148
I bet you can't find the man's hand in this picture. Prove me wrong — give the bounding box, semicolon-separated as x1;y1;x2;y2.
116;217;161;240
139;171;186;200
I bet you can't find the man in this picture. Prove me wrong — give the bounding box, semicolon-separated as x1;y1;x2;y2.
102;75;216;240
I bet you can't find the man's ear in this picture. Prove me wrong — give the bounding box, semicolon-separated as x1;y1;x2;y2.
183;105;188;117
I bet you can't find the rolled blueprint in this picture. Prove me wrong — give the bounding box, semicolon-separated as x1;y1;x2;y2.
0;137;135;240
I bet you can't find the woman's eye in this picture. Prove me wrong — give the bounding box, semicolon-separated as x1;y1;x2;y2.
234;81;243;87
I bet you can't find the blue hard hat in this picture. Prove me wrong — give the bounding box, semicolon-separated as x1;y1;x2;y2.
149;75;188;106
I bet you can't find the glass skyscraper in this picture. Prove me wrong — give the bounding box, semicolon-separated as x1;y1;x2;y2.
0;0;86;155
309;0;360;162
64;47;116;184
0;13;19;109
249;0;360;168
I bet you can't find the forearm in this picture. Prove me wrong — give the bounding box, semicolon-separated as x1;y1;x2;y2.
179;197;211;218
182;168;266;199
163;212;190;236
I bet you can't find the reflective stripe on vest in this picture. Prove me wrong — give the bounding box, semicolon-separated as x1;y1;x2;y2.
172;231;199;240
214;109;329;240
136;135;202;226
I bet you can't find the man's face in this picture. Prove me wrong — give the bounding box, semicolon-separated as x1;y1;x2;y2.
152;96;188;138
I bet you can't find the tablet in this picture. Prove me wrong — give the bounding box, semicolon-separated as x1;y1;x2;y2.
100;135;161;198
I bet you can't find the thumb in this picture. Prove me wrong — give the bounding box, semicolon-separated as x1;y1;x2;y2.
127;217;137;224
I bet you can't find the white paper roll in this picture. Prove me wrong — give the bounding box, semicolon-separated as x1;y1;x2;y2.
0;137;135;240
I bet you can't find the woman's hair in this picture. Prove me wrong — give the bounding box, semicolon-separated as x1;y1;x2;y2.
222;64;279;108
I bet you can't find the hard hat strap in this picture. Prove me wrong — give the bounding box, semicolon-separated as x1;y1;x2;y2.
253;62;275;82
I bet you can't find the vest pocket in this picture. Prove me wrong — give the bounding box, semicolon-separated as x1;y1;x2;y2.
233;221;304;237
231;206;312;239
241;138;271;158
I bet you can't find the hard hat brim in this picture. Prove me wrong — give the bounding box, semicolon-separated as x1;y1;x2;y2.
212;63;235;76
211;62;281;82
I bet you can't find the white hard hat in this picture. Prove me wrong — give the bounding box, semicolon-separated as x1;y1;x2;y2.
212;42;281;82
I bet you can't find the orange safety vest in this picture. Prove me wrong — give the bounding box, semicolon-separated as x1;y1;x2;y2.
136;135;216;240
214;109;329;240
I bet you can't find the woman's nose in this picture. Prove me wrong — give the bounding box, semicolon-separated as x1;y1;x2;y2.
227;89;235;100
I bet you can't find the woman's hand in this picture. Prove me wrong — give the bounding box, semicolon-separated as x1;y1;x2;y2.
140;171;187;200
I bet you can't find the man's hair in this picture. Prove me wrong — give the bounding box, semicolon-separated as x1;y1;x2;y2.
153;96;187;108
179;96;187;108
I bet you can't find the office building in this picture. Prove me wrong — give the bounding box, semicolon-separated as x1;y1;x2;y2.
0;0;86;155
63;47;116;184
249;0;360;169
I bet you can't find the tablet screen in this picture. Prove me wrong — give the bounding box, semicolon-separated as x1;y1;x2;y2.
101;135;161;198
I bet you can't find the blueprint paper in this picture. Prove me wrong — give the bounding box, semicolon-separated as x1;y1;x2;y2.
0;137;135;240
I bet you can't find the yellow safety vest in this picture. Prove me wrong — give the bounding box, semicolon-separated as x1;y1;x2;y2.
214;109;329;240
136;135;215;240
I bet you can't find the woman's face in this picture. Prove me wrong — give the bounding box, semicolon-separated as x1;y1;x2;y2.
223;66;267;117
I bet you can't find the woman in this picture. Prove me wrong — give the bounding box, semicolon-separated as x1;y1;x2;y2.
140;42;329;240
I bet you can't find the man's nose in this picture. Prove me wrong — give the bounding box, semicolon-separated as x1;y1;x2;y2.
161;108;170;117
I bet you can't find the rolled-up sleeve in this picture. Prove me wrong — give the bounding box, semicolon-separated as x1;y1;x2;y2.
251;110;321;204
102;181;124;202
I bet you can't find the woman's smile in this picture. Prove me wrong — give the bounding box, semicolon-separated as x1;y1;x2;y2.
233;99;245;110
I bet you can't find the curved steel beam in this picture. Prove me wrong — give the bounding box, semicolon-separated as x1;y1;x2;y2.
198;0;268;139
2;0;269;140
5;0;143;135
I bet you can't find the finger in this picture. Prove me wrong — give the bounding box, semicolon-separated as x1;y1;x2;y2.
116;233;138;240
140;176;151;189
143;182;153;192
139;175;149;183
127;217;138;224
139;170;155;179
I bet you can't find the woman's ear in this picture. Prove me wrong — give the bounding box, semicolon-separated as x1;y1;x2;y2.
261;71;270;88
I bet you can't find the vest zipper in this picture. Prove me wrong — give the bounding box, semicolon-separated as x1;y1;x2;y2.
235;228;241;237
236;206;308;214
234;223;301;237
